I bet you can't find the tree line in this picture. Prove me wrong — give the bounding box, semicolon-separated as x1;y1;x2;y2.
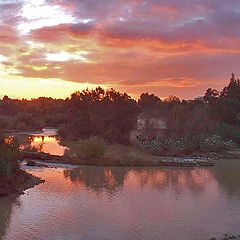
1;74;240;149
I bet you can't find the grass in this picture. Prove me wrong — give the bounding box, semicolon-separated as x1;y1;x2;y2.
64;140;172;166
80;136;106;159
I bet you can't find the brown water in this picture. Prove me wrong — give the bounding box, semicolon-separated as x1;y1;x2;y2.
0;160;240;240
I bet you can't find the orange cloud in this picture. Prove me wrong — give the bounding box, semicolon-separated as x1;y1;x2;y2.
1;0;240;100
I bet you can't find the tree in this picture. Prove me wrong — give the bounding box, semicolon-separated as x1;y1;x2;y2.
138;93;161;110
0;135;20;176
164;95;180;103
220;73;240;100
64;87;139;143
219;74;240;125
204;88;219;103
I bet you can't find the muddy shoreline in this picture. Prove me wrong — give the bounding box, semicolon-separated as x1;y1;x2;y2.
0;169;45;201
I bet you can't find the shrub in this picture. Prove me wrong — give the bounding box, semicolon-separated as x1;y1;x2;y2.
135;133;227;156
218;123;240;145
63;148;76;159
57;126;68;141
80;136;106;159
0;135;20;176
0;158;13;176
199;134;227;152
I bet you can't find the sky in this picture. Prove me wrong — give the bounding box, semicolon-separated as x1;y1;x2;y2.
0;0;240;100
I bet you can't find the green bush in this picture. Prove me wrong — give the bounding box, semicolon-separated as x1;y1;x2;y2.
80;136;106;159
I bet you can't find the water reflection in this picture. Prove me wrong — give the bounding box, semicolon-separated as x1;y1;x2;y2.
64;167;128;194
23;136;68;156
213;159;240;196
0;199;21;240
1;162;240;240
126;168;215;195
60;160;240;198
63;167;216;196
0;201;12;240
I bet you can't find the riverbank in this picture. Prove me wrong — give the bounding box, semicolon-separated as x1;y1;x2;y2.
209;234;240;240
21;149;216;167
0;169;45;200
12;128;239;167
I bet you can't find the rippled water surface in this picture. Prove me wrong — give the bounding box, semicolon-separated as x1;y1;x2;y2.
1;160;240;240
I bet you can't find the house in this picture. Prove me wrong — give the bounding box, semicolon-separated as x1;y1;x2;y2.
129;113;167;144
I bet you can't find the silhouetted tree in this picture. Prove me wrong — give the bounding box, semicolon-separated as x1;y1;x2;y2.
138;92;162;110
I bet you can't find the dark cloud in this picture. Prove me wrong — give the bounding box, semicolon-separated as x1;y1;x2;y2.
30;23;95;43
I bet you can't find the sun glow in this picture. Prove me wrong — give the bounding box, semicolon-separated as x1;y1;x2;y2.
0;75;106;99
18;0;76;34
45;51;89;62
1;0;239;100
0;54;9;62
32;136;56;143
30;136;68;156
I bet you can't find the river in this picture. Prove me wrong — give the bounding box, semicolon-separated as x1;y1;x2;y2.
0;159;240;240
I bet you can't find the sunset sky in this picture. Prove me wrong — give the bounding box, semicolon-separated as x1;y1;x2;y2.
0;0;240;99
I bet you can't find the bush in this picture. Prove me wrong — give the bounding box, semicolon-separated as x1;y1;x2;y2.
63;148;76;159
219;123;240;145
199;134;227;152
0;158;13;176
80;136;106;159
0;135;20;176
135;133;227;156
57;126;68;141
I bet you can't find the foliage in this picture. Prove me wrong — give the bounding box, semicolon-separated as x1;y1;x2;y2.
0;158;13;176
1;74;240;156
0;135;20;176
61;87;139;144
79;136;106;159
164;95;181;103
218;123;240;145
134;73;240;155
138;92;161;110
135;133;227;156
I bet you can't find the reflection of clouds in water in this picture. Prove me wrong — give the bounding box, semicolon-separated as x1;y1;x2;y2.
2;165;240;240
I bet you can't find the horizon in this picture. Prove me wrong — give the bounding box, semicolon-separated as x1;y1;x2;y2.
1;1;240;99
0;74;235;101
